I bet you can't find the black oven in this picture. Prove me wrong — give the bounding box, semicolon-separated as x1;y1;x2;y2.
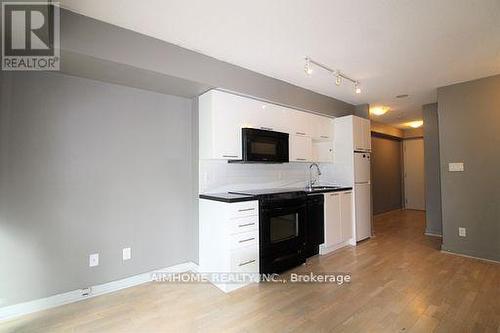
258;192;307;274
240;128;289;163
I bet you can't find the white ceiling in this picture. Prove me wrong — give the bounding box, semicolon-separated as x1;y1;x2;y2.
61;0;500;127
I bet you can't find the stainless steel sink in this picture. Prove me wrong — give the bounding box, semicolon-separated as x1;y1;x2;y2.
304;185;342;192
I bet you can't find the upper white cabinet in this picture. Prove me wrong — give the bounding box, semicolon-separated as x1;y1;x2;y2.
199;90;243;160
290;135;313;162
353;116;371;152
199;90;335;161
312;115;334;141
335;115;371;153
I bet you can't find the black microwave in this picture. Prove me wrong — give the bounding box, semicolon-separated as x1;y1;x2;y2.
239;128;289;163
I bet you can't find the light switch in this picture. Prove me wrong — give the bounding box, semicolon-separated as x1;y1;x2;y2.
449;162;464;172
122;247;131;261
89;253;99;267
459;227;467;237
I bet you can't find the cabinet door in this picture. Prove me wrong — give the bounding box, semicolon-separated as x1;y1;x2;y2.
290;135;312;162
340;191;353;241
290;110;313;137
212;93;243;159
314;115;334;141
353;116;365;151
324;193;342;247
363;119;372;151
312;141;333;163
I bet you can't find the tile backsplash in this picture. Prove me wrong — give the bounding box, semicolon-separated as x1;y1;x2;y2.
199;160;338;193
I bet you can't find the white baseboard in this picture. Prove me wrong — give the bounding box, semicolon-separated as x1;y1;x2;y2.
0;261;198;322
425;232;442;237
319;240;352;255
440;250;500;264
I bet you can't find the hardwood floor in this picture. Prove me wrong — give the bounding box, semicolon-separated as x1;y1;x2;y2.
1;210;499;332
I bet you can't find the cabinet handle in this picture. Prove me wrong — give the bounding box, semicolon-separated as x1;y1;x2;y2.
295;132;306;136
344;192;352;194
330;193;339;196
223;155;238;158
238;223;255;227
320;135;329;139
296;158;307;161
238;237;255;243
238;259;256;267
238;208;255;212
260;127;273;131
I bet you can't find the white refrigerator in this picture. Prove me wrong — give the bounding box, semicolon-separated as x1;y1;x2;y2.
354;152;371;241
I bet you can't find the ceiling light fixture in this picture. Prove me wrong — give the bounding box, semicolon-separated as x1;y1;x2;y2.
304;57;362;94
370;106;389;116
407;120;424;128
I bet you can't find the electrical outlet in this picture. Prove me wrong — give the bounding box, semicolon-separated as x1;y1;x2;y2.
449;162;464;172
122;247;131;261
89;253;99;267
81;287;92;297
459;227;467;237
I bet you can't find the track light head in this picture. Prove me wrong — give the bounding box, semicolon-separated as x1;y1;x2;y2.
304;58;313;75
335;74;342;86
355;82;361;94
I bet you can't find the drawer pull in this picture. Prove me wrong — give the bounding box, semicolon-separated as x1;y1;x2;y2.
238;223;255;228
238;259;256;267
296;158;307;161
238;208;255;212
344;192;352;194
320;135;329;138
331;193;339;196
238;237;255;243
223;155;238;158
295;132;306;135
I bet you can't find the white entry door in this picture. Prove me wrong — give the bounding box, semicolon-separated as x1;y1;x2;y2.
403;139;425;210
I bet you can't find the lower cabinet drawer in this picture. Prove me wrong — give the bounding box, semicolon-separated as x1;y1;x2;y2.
229;215;258;234
230;246;259;273
229;230;258;249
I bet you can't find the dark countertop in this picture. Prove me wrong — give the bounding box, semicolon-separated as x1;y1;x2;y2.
199;186;352;203
199;192;256;203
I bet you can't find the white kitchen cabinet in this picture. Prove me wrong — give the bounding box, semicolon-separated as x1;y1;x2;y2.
323;192;342;246
290;134;312;162
353;116;371;152
199;90;337;161
320;190;354;255
199;199;260;293
312;115;334;141
199;90;244;160
340;191;353;241
312;141;334;163
290;110;314;137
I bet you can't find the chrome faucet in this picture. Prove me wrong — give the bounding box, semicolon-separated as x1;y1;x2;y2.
308;163;322;189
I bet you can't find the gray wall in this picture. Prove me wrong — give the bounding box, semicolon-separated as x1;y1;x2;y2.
371;135;403;215
0;72;195;306
60;9;354;117
422;103;442;235
437;75;500;261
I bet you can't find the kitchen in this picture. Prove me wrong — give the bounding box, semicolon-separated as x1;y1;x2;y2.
198;90;371;291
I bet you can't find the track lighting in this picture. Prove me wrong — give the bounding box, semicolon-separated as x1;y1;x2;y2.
304;58;313;75
304;57;361;94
